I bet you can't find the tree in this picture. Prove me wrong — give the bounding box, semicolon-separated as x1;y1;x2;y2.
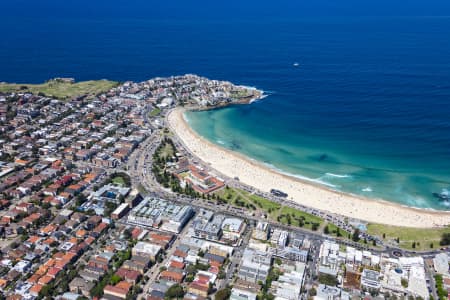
309;288;317;296
165;284;185;299
401;278;408;288
311;222;319;231
39;284;52;297
215;288;231;300
274;258;282;266
318;274;338;286
352;228;360;242
123;228;132;241
323;225;329;234
440;232;450;246
110;274;121;285
185;274;195;282
412;241;416;249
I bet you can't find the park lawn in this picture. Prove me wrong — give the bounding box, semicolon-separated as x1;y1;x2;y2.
271;206;322;230
367;223;450;251
324;222;342;236
215;187;256;210
149;107;161;117
248;193;281;212
215;187;238;204
112;176;126;186
0;79;118;100
215;187;324;231
160;143;175;160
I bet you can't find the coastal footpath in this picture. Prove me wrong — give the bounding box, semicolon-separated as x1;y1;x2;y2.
168;107;450;228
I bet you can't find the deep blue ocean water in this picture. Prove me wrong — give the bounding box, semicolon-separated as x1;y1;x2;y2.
1;1;450;209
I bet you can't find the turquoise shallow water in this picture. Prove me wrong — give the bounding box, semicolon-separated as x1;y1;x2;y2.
185;93;450;211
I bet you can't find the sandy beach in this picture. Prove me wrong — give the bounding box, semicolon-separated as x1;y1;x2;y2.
167;108;450;228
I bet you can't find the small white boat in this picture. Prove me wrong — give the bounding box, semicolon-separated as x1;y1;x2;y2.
293;62;299;67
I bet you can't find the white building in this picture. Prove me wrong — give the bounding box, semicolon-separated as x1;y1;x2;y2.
132;242;162;260
380;256;428;299
315;284;341;300
238;249;272;283
271;229;289;247
361;269;381;291
221;217;246;242
318;241;340;276
272;262;306;300
127;198;194;233
230;288;257;300
433;253;449;275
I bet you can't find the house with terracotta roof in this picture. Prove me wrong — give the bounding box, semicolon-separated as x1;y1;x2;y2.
92;222;108;237
26;235;41;246
38;274;54;285
159;270;184;283
15;158;31;166
22;212;41;225
39;224;58;236
115;267;142;284
29;283;44;297
131;227;143;239
47;267;62;278
0;278;8;289
173;249;188;259
65;183;84;195
103;281;132;299
75;229;88;238
169;260;185;270
15;202;34;213
148;232;175;249
85;236;96;245
188;282;209;298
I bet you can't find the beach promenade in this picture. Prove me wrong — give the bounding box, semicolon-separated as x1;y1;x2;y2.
168;108;450;228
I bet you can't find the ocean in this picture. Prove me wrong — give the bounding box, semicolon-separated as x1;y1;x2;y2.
1;1;450;210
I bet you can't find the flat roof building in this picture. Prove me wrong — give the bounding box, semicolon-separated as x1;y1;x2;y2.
127;197;194;233
132;242;162;261
238;249;272;284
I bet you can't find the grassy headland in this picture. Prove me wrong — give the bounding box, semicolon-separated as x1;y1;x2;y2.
0;78;118;100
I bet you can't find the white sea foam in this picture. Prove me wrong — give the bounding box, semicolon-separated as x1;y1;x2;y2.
362;187;373;192
182;113;190;123
260;162;339;188
217;139;225;145
249;94;268;104
325;172;352;179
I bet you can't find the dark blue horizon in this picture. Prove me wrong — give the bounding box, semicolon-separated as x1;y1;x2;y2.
2;0;450;19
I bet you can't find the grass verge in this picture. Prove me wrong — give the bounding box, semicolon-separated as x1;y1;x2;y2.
367;223;450;251
216;187;322;231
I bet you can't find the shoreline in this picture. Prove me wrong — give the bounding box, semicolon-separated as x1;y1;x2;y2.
168;107;450;228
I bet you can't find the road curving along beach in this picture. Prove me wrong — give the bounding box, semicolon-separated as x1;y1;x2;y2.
168;107;450;228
